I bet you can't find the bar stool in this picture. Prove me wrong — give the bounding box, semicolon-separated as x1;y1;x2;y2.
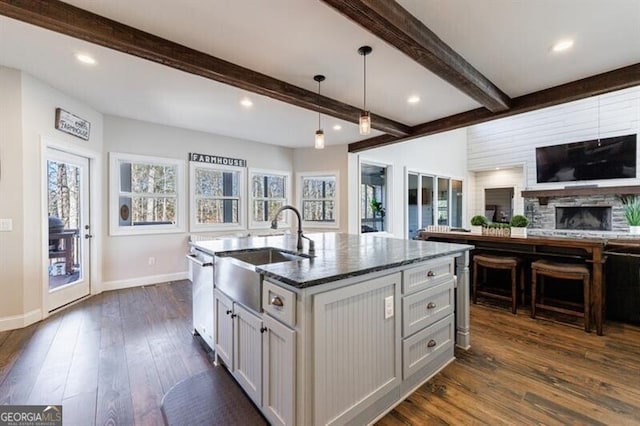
473;254;525;314
531;259;591;332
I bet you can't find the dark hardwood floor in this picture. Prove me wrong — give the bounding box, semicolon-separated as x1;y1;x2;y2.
1;280;639;425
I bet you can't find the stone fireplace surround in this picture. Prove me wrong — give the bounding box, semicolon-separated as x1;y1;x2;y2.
523;189;638;239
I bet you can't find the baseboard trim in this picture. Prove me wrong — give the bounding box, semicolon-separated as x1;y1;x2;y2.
0;309;42;332
102;271;189;292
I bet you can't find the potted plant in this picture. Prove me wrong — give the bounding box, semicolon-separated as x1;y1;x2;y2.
470;215;488;234
622;195;640;234
510;214;529;238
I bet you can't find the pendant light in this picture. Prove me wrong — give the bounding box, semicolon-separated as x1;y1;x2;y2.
358;45;372;135
314;74;326;149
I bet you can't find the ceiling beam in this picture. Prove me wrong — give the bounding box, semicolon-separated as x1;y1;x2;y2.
0;0;412;137
349;63;640;152
321;0;511;112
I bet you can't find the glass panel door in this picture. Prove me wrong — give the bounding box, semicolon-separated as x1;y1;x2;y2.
451;179;463;227
437;177;450;225
421;176;434;229
407;173;419;239
360;163;387;232
47;149;90;311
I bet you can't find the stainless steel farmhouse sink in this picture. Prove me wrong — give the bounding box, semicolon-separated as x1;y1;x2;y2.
215;248;306;312
225;248;304;266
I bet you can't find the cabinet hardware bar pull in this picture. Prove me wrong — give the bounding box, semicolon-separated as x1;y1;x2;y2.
427;339;437;348
427;270;435;277
427;302;437;309
260;327;268;333
231;313;237;319
271;296;284;307
226;309;232;315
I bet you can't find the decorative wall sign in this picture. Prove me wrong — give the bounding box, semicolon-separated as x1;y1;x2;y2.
189;152;246;167
55;108;91;140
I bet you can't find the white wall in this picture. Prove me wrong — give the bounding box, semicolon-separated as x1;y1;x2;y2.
0;67;104;328
468;86;640;189
349;128;468;238
102;115;294;286
0;67;24;319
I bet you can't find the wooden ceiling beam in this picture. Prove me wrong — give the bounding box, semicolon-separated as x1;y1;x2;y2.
349;63;640;153
0;0;412;137
321;0;511;112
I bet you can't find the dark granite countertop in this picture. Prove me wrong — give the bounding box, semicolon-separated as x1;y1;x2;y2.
192;232;473;288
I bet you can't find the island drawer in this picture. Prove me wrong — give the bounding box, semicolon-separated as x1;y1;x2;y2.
402;314;454;379
402;278;454;337
263;280;296;327
402;256;454;294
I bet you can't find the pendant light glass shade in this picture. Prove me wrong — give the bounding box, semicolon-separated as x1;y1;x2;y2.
314;74;326;150
359;111;371;135
358;46;372;135
315;129;325;149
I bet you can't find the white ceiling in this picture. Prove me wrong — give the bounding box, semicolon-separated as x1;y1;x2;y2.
1;0;639;149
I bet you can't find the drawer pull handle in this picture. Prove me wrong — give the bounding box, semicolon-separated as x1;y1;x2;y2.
230;313;237;319
271;296;284;307
427;339;437;348
226;309;232;315
427;270;436;277
427;302;437;309
260;326;268;334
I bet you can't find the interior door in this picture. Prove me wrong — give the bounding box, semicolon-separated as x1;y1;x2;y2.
46;148;91;311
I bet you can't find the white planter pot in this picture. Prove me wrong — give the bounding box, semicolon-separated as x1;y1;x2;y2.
630;225;640;235
510;227;527;238
471;225;483;234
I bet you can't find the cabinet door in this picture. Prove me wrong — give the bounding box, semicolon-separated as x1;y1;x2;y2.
262;314;295;426
214;289;234;369
313;273;402;426
234;303;263;406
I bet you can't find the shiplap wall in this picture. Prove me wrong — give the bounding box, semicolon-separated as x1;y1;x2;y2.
470;167;524;219
468;86;640;189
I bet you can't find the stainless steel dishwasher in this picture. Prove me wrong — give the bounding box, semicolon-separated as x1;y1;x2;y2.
187;249;215;350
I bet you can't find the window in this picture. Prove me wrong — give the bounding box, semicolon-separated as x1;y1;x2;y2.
190;163;245;231
110;152;185;235
249;169;290;228
298;172;338;228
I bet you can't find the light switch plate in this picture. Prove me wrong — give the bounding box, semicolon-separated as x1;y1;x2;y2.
384;295;394;319
0;218;12;232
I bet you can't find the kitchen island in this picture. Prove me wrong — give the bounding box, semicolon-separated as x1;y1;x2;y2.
192;232;472;426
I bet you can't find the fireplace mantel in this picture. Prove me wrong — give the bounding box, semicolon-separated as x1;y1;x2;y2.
522;185;640;205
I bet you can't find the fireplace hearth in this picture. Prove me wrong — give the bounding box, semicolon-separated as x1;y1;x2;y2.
556;206;612;231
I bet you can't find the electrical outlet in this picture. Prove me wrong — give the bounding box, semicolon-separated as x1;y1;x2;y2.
0;219;12;232
148;257;156;266
384;295;394;319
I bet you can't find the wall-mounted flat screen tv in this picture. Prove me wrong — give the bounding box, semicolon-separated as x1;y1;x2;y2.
536;134;637;183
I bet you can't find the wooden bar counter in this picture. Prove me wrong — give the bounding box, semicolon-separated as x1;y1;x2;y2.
418;231;607;335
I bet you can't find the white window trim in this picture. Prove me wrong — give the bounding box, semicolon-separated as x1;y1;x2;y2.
109;152;185;236
296;170;340;229
248;168;291;229
189;162;246;232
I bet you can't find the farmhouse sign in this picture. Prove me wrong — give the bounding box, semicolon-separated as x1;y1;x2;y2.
189;153;246;167
55;108;91;141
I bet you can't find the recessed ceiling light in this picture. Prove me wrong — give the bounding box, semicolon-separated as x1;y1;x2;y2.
75;53;96;65
551;39;574;53
495;167;501;170
407;95;420;104
333;124;342;131
240;98;253;108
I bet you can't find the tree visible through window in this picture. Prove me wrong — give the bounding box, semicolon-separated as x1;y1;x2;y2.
251;171;288;225
301;175;336;223
194;166;240;225
120;162;177;225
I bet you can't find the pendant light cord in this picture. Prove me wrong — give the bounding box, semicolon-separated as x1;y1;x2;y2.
318;79;321;129
363;53;367;111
